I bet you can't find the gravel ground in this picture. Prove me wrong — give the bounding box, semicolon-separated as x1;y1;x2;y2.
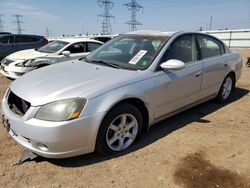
0;49;250;188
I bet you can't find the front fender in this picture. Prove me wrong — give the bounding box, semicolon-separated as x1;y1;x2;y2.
80;77;156;125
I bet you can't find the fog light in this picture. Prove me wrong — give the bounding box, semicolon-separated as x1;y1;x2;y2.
37;143;48;151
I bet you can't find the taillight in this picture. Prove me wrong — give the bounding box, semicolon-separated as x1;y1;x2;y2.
43;37;48;44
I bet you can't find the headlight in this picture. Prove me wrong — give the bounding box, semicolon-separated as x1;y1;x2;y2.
35;98;86;121
1;58;7;64
16;59;34;67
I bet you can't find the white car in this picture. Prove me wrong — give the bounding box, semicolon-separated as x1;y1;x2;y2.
0;38;103;79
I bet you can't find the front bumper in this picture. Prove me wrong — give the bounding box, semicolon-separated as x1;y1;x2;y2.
1;94;104;158
0;64;31;79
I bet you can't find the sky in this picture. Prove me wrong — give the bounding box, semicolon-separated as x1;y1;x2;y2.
0;0;249;36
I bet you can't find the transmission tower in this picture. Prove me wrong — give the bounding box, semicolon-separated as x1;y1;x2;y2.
124;0;143;31
46;27;50;37
97;0;115;35
0;15;4;32
13;15;24;34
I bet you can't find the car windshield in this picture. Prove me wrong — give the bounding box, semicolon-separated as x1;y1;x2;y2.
37;40;69;53
85;34;169;70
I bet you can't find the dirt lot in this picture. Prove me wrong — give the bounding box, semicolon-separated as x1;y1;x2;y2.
0;49;250;188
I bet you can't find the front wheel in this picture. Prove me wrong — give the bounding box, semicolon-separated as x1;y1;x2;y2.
95;104;143;155
216;74;235;103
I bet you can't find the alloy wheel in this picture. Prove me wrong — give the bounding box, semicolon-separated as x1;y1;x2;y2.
222;77;233;100
106;114;138;151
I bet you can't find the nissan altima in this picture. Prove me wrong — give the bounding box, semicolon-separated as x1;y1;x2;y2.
1;30;242;158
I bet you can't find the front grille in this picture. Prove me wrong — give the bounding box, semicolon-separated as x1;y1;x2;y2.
0;65;4;71
7;91;31;116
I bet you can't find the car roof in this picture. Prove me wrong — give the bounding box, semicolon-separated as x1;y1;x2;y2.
125;30;220;38
55;38;103;44
0;32;11;35
126;30;176;37
0;33;44;38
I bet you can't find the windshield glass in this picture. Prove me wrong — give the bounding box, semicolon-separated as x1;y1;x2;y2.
86;34;169;70
37;40;69;53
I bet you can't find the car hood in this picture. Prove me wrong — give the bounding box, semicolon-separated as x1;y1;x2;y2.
6;49;48;61
10;60;140;106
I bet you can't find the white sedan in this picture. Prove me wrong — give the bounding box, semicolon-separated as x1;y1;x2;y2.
0;38;103;79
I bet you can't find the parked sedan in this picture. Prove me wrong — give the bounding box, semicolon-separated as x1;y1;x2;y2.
0;38;103;79
0;32;12;35
1;30;242;158
0;34;48;60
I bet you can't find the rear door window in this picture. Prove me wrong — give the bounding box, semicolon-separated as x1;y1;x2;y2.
197;35;225;59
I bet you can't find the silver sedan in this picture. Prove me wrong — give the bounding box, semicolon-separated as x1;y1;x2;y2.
1;30;242;158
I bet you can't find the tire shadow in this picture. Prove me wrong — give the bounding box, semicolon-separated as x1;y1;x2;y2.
42;87;249;167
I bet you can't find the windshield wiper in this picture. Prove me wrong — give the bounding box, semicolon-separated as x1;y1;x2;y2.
84;58;121;69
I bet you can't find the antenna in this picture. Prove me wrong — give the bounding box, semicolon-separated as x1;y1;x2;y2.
13;15;24;34
97;0;115;35
124;0;143;31
0;15;4;32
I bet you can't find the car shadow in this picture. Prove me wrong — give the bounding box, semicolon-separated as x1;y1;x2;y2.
40;87;249;167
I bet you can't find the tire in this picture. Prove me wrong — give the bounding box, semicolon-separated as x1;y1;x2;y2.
216;74;235;103
36;64;49;69
95;104;143;155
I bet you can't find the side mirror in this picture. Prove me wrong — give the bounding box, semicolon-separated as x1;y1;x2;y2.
62;51;70;56
160;59;185;70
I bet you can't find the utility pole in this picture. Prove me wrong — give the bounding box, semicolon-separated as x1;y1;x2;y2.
97;0;115;35
209;16;213;31
0;15;4;32
124;0;143;31
13;15;24;34
82;25;84;35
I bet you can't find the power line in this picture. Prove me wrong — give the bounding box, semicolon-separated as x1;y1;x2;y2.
0;15;4;32
124;0;143;31
13;15;24;34
97;0;115;35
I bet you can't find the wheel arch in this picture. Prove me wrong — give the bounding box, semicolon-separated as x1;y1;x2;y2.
36;63;49;69
227;71;236;89
101;97;150;133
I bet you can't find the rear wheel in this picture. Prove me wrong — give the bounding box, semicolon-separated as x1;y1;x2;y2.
216;74;235;103
95;104;142;155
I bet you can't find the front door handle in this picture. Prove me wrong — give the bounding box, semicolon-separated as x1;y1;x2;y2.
195;72;201;77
